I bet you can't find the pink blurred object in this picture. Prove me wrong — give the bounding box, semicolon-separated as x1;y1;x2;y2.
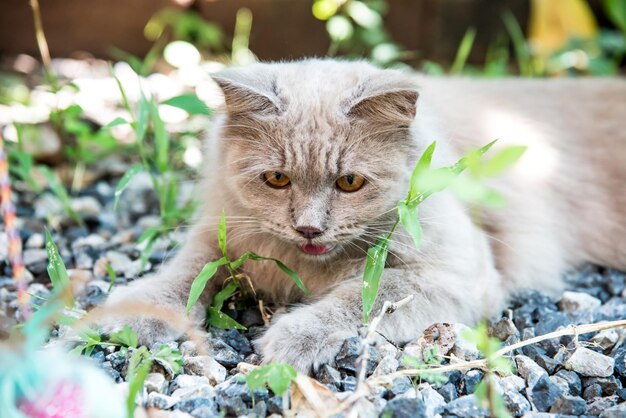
17;380;84;418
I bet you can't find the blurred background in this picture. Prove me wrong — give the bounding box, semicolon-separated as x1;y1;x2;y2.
0;0;624;246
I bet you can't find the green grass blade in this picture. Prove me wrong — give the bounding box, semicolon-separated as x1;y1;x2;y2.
482;146;527;177
397;200;422;250
409;141;437;200
126;348;152;418
502;10;533;77
451;27;477;74
186;257;229;314
207;306;246;330
44;227;74;307
162;94;211;115
218;209;228;257
150;100;170;174
212;281;239;311
106;263;117;293
109;325;139;348
362;236;389;323
101;117;129;130
114;164;145;211
246;253;309;296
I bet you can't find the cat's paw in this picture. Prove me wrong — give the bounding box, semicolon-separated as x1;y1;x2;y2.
255;309;354;374
98;283;204;347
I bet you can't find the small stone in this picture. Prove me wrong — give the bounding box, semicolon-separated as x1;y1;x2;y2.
502;391;531;417
372;355;399;377
490;317;519;341
315;364;342;388
588;396;618;416
373;334;399;359
450;323;480;361
389;377;413;398
616;388;626;401
215;375;268;404
180;341;198;358
583;383;603;400
558;291;602;312
170;375;210;393
147;392;177;409
25;233;44;249
342;375;357;392
462;370;484;395
529;374;561;412
380;397;427;418
217;396;248;417
600;401;626;418
23;248;48;272
71;196;102;220
418;384;445;417
145;372;167;394
247;400;267;418
220;329;253;356
184;356;228;385
267;396;283;414
436;382;457;402
335;337;378;374
565;347;615;377
604;269;625;296
207;340;244;368
549;395;587;415
584;376;622;396
497;375;526;393
515;355;547;388
590;329;619;351
611;345;625;377
443;395;489;418
171;384;215;403
175;397;217;416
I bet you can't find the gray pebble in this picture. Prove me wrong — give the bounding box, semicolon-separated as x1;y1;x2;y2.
565;347;615;377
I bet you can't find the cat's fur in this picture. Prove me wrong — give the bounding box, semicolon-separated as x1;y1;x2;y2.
105;59;626;373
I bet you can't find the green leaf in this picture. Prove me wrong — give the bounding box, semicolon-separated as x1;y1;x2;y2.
152;344;183;375
408;141;436;200
218;209;227;257
604;0;626;32
212;281;239;311
451;140;498;175
106;263;117;293
109;325;138;348
101;117;129;130
362;236;389;323
397;200;422;250
239;252;310;296
114;165;145;211
186;257;229;314
44;228;74;307
161;94;211;115
482;146;527;177
451;27;476;74
126;347;152;418
245;363;297;396
135;93;150;144
207;306;246;330
150;100;170;174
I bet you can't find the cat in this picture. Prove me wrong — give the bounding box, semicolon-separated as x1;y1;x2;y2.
104;59;626;373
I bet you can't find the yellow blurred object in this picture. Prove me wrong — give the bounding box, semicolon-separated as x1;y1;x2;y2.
528;0;598;56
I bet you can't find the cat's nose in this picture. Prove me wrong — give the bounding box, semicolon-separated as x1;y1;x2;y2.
295;226;323;239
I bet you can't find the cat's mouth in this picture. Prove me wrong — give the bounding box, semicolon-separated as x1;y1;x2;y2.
300;242;336;255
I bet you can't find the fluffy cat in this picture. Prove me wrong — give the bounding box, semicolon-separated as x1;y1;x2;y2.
105;59;626;373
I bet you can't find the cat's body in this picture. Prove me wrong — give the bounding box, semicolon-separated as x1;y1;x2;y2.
105;60;626;373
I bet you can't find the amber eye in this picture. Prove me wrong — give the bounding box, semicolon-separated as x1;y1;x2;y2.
336;174;365;192
263;171;291;188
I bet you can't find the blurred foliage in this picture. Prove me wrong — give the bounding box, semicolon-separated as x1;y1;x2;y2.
312;0;409;66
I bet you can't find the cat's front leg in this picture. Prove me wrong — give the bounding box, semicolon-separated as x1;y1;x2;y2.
101;230;222;346
256;265;504;374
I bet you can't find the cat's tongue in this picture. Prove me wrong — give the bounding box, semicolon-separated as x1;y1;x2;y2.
301;243;329;255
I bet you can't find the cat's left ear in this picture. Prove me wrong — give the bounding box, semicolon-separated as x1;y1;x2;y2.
347;77;418;125
211;66;282;116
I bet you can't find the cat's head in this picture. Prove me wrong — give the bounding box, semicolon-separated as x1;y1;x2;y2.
211;60;419;258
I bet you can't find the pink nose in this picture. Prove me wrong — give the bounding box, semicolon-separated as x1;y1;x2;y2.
295;226;323;239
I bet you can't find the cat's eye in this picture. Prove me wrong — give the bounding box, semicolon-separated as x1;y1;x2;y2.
263;171;291;188
336;174;365;192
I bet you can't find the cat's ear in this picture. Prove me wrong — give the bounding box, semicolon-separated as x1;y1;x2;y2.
347;79;418;124
211;67;282;116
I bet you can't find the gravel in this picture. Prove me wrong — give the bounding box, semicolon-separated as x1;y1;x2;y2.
2;174;626;417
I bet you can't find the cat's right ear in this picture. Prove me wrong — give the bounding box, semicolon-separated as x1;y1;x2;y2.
211;67;282;116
